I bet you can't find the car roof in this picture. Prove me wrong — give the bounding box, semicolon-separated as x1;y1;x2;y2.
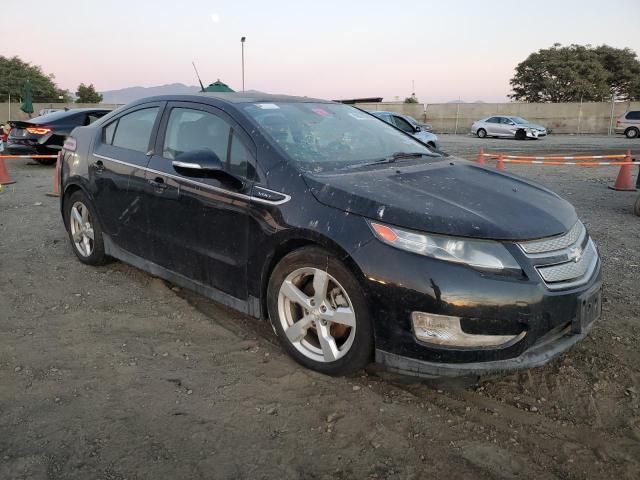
129;92;332;106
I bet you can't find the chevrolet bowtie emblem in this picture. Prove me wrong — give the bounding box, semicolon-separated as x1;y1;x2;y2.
568;246;583;263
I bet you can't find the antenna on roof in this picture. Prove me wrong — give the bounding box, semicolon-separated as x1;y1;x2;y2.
192;61;205;92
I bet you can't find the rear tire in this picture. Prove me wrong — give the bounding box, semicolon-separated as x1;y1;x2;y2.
267;246;374;375
477;128;487;138
63;190;111;265
625;128;639;139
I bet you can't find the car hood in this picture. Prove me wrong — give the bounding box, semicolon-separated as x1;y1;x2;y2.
303;159;576;241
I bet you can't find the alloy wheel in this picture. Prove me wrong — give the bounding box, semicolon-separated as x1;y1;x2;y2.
277;267;356;363
69;201;95;257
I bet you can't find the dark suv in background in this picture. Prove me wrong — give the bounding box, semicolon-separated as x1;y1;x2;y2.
615;110;640;138
7;108;111;164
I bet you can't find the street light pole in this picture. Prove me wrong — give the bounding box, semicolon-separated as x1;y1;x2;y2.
241;36;246;92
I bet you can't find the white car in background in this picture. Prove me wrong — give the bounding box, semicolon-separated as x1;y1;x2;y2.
472;115;547;140
369;111;439;149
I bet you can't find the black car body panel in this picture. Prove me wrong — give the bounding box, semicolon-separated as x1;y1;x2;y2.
304;162;577;240
59;93;601;377
7;108;111;156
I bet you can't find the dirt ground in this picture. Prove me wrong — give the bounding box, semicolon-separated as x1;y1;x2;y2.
1;135;639;479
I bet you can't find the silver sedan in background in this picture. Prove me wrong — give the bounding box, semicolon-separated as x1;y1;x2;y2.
369;111;439;149
471;115;547;140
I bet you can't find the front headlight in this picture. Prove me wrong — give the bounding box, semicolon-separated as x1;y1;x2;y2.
369;221;521;272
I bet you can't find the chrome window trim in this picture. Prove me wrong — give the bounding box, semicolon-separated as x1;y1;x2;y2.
92;153;291;206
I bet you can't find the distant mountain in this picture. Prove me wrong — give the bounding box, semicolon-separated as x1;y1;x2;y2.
100;83;201;104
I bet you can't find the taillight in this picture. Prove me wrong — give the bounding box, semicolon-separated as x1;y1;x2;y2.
26;127;52;135
63;136;77;152
616;120;621;126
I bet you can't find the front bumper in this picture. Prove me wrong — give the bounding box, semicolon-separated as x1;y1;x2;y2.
351;238;601;376
376;320;592;378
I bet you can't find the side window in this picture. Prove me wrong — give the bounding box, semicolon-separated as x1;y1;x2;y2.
228;133;250;178
393;116;414;133
486;117;499;124
103;121;117;144
108;107;159;153
626;111;640;120
500;117;513;124
86;112;107;125
163;108;230;163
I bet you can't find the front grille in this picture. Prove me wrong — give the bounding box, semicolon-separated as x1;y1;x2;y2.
520;221;584;254
518;221;599;290
536;240;597;287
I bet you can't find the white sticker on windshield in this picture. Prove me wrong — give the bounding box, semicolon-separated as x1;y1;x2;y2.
348;112;369;120
255;103;280;109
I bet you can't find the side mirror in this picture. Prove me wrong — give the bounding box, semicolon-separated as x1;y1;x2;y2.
414;125;422;132
172;150;243;189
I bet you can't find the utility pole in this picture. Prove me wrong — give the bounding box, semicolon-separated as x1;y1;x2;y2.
241;37;246;92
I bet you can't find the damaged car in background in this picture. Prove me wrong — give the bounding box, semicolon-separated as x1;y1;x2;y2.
58;92;601;378
472;115;547;140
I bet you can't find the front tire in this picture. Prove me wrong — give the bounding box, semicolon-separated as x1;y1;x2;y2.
477;128;487;138
267;247;374;375
63;190;110;265
625;128;639;139
515;129;526;140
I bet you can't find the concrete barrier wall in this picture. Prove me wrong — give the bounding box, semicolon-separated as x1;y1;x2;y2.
3;101;639;135
355;101;640;135
0;103;123;123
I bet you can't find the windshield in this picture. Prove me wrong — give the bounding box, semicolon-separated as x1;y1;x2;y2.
242;102;439;171
510;117;529;124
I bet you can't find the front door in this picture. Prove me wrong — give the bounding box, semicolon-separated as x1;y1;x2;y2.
143;102;256;300
90;104;163;257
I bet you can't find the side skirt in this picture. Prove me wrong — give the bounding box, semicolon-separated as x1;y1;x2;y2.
103;235;261;318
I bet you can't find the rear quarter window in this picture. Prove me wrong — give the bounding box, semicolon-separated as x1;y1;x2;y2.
625;111;640;120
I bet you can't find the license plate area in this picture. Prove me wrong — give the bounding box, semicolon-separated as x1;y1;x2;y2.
573;286;602;334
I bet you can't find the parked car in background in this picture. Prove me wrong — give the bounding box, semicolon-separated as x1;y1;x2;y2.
472;116;547;140
6;108;111;164
614;110;640;138
59;92;601;378
369;111;439;149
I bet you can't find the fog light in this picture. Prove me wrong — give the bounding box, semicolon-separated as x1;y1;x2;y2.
411;312;525;348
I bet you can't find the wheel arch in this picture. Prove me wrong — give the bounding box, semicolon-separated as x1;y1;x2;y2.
257;230;369;320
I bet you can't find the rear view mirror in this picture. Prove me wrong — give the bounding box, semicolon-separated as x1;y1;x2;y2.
172;150;243;189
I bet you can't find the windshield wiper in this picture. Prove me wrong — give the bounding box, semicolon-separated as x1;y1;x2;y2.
346;152;433;169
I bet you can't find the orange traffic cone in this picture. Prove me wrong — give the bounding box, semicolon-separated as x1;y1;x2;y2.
496;153;505;171
476;147;485;165
46;153;61;197
608;149;637;191
0;157;15;185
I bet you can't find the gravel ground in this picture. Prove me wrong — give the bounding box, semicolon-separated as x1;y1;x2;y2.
1;135;639;479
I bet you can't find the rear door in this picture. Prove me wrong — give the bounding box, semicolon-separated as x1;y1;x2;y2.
90;103;164;257
484;117;500;136
143;101;256;299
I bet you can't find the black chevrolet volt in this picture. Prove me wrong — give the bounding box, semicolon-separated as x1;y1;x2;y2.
59;93;602;377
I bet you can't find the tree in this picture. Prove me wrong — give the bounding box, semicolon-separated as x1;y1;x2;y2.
593;45;640;101
0;55;68;102
404;95;418;103
75;83;103;103
511;44;640;102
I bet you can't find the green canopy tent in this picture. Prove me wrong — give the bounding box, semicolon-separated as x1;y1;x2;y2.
204;79;234;93
20;81;34;117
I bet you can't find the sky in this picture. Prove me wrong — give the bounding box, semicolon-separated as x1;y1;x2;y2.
2;0;640;103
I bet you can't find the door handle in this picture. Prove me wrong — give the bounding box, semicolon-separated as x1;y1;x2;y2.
148;177;168;191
